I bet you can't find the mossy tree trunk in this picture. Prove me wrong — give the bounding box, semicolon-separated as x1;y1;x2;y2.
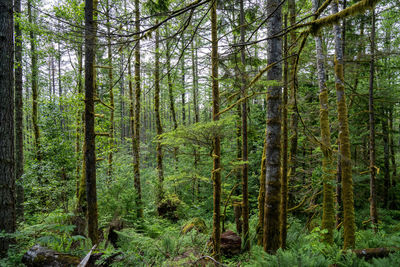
312;0;335;244
257;135;266;246
280;14;289;249
332;0;355;250
263;0;282;254
211;0;221;261
154;26;164;205
133;0;143;218
288;0;298;192
239;0;250;252
0;0;16;256
368;9;378;231
84;0;98;245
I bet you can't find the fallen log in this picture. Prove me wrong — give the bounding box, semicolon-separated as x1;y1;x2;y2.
352;247;399;260
22;244;81;267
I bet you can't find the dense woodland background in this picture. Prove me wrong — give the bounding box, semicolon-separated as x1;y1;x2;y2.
1;0;400;266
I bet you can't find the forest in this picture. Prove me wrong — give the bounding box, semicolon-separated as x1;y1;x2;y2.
1;0;400;266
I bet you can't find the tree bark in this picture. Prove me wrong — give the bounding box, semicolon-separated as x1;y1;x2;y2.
0;0;15;256
28;1;41;162
211;0;221;261
332;0;355;249
257;135;266;246
263;0;282;254
15;0;24;221
84;0;99;245
154;26;164;205
368;9;378;231
106;0;115;180
382;109;390;209
239;0;250;252
311;0;335;244
280;14;289;249
133;0;143;218
181;37;186;126
288;0;298;190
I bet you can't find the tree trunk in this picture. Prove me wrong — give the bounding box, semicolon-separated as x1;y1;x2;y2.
133;0;143;218
368;9;378;231
332;0;355;249
75;45;83;199
312;0;335;244
84;0;98;245
191;28;200;199
14;0;24;221
210;0;221;261
382;109;390;209
257;134;266;246
107;0;115;180
263;0;282;254
181;37;186;126
239;0;249;252
28;1;41;162
0;0;15;256
288;0;298;190
280;14;289;249
389;108;397;208
154;26;164;205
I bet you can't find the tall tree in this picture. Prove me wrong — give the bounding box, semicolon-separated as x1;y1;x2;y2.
368;9;378;231
280;14;289;249
332;0;355;249
211;0;221;260
133;0;143;218
288;0;298;188
28;0;41;161
312;0;335;244
239;0;249;251
0;0;15;256
15;0;24;220
84;0;99;245
263;0;282;254
154;26;164;204
107;0;115;180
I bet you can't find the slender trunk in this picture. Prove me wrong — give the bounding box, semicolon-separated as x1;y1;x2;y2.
107;1;114;180
84;0;98;245
120;54;126;142
28;1;41;161
191;28;200;199
133;0;142;218
382;110;390;209
288;0;298;188
15;0;24;220
0;0;16;256
312;0;335;244
210;0;221;261
75;45;83;198
256;135;266;245
389;109;397;209
332;0;355;249
280;14;289;249
368;9;378;231
154;27;164;205
239;0;249;251
181;38;186;125
263;0;282;254
58;42;64;130
128;57;134;155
